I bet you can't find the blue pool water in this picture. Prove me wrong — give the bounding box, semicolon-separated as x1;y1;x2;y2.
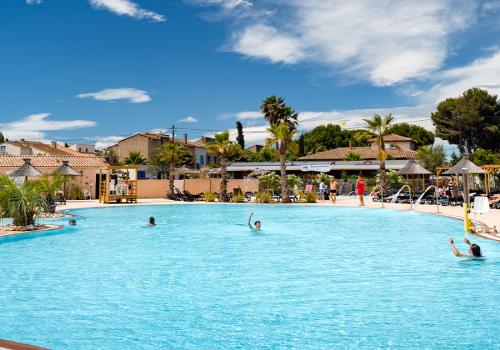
0;204;499;349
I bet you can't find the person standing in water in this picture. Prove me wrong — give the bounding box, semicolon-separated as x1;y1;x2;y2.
248;212;261;231
449;238;482;258
330;177;339;204
356;175;365;206
147;217;156;226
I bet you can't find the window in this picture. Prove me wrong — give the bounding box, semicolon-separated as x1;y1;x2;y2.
214;156;218;164
207;155;211;164
78;147;82;152
0;146;5;153
85;148;88;153
199;155;205;165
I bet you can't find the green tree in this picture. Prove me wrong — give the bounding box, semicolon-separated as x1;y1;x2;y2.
264;124;298;203
431;88;500;153
260;95;298;130
471;148;499;166
236;121;245;149
104;148;119;165
36;174;63;214
363;113;395;190
124;150;147;165
0;131;4;143
344;151;362;161
388;123;434;148
302;124;368;155
206;131;241;202
298;134;305;156
155;143;192;199
416;145;446;173
0;176;46;226
64;142;70;148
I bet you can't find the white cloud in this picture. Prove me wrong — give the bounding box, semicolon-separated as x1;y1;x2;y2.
236;111;263;120
193;0;252;10
0;113;96;140
90;135;124;150
422;50;500;103
223;1;474;85
26;0;43;4
177;116;198;123
89;0;165;22
77;88;151;103
223;105;435;145
232;24;304;64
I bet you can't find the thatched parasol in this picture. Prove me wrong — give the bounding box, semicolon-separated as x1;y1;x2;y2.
245;168;270;178
398;159;431;175
52;160;81;176
443;153;485;175
173;166;200;175
398;159;430;194
443;153;485;232
10;158;43;178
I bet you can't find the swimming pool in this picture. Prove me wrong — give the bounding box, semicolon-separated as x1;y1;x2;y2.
0;204;498;349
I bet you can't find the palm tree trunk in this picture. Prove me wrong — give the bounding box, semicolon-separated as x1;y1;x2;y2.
220;156;228;202
168;163;175;199
279;149;290;203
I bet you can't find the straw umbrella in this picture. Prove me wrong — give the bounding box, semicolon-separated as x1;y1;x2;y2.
245;168;270;178
52;160;81;196
443;153;485;232
398;159;431;195
10;158;43;181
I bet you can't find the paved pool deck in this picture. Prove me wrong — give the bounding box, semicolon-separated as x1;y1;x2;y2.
60;197;500;242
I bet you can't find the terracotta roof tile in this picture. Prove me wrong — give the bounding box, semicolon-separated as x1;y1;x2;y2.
6;141;80;156
368;133;415;142
299;147;417;161
0;155;108;168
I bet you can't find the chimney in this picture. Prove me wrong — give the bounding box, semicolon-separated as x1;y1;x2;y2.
51;141;57;149
349;141;352;149
184;133;188;144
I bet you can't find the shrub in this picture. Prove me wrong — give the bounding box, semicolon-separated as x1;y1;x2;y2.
202;192;216;202
344;151;362;161
258;173;280;192
67;184;84;200
233;193;245;203
255;191;272;203
299;191;317;203
0;176;46;226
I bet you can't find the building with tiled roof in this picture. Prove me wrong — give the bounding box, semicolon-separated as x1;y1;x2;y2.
108;132;219;169
300;133;417;161
0;140;84;157
0;155;108;199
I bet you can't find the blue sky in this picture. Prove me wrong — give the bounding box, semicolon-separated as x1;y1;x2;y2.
1;0;499;148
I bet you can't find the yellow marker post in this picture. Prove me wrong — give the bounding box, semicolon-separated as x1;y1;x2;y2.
464;203;471;232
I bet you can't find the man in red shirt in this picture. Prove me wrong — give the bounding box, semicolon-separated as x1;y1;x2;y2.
356;175;365;206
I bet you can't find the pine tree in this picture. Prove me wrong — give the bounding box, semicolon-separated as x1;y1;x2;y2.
236;121;245;149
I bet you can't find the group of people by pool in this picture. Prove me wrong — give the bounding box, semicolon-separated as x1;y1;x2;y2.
317;175;366;206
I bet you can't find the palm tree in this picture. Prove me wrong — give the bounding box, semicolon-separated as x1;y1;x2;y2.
156;143;191;199
0;176;46;226
36;174;63;213
264;124;298;203
260;95;298;130
363;113;395;190
124;150;146;165
206;131;241;202
416;145;446;173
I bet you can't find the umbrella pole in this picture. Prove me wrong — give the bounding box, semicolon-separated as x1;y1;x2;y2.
463;172;471;232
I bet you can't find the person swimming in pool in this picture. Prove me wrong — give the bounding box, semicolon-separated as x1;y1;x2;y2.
68;219;76;226
147;217;156;227
449;237;482;258
248;212;261;231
